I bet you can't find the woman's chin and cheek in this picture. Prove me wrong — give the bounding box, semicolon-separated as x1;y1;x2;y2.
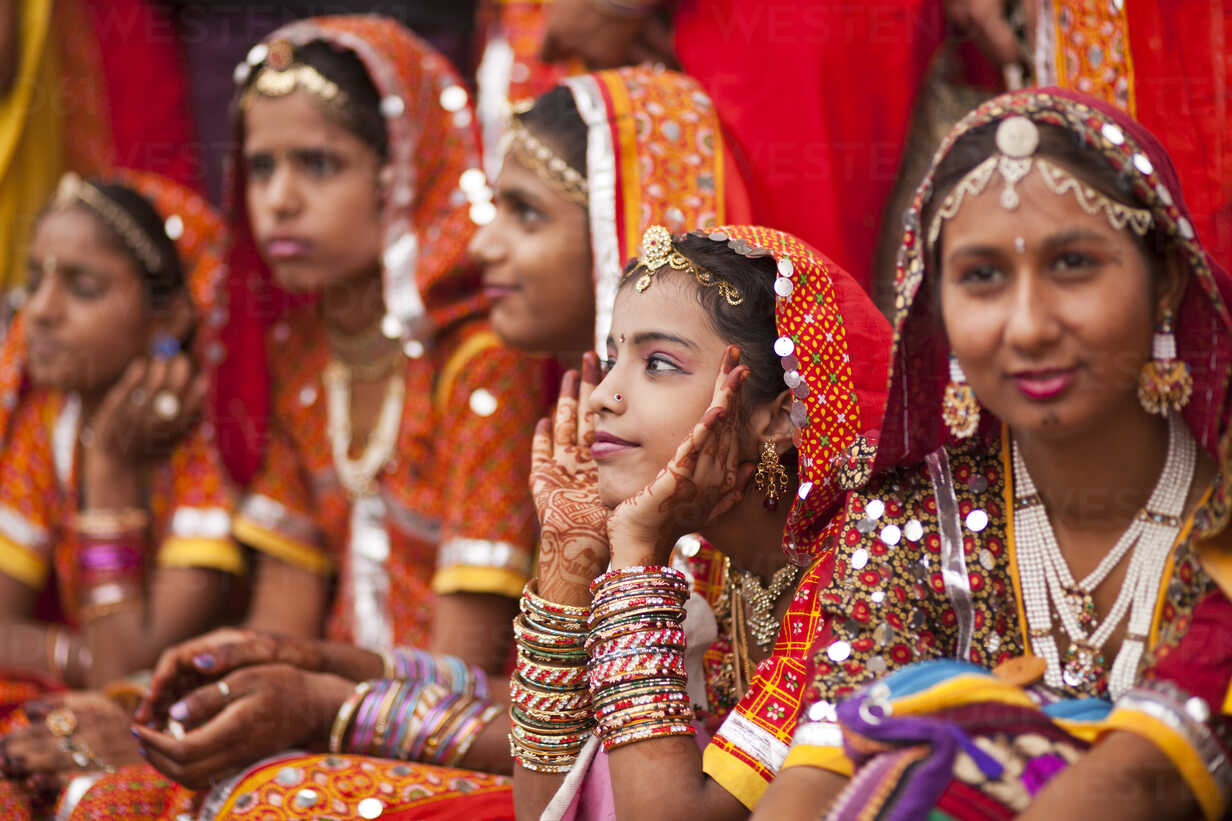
984;380;1142;442
266;259;342;294
596;462;649;511
31;367;119;399
488;297;540;350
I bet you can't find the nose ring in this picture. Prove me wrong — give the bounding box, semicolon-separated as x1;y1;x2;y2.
613;394;623;403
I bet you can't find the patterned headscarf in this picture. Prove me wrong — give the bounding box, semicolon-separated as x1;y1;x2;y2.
0;170;228;443
218;15;489;480
562;66;753;353
874;88;1232;482
690;226;892;566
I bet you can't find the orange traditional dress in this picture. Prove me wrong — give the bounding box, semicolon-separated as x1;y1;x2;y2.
0;171;242;819
768;90;1232;820
62;16;546;820
223;16;545;648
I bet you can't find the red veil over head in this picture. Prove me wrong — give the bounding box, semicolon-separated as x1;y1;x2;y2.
697;225;891;567
216;16;488;482
874;88;1232;489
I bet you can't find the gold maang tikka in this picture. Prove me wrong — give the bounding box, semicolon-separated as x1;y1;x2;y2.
239;39;347;111
627;225;744;307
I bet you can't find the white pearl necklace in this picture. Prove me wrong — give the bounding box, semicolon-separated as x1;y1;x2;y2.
323;359;406;499
1012;412;1195;698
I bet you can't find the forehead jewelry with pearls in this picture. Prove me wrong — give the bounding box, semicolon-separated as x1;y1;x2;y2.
927;116;1154;249
501;119;589;207
625;225;744;307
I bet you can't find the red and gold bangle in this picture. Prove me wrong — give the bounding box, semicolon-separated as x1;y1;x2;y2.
517;654;587;688
593;689;691;721
589;564;689;592
510;677;591;713
521;579;588;621
602;721;695;750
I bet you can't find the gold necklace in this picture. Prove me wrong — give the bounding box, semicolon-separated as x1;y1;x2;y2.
732;564;801;652
714;559;801;704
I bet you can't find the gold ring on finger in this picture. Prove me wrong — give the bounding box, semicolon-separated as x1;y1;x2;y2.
46;707;78;737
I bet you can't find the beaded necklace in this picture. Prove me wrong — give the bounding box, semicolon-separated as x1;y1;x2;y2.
323;358;406;499
1012;412;1195;698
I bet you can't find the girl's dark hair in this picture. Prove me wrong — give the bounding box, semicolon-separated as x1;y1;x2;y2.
923;120;1170;277
515;85;588;177
619;232;784;408
240;40;389;161
85;181;185;308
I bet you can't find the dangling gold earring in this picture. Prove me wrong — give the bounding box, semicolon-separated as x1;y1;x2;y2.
1138;311;1192;415
754;441;789;511
942;354;980;439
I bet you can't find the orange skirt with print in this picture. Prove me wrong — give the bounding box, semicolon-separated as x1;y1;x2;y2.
63;755;513;820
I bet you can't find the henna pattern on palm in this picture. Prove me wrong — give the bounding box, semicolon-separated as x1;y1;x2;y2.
531;367;611;601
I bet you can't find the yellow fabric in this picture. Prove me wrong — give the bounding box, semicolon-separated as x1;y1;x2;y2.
157;538;246;575
1103;708;1223;821
232;516;333;576
0;532;46;588
780;744;855;777
431;565;525;598
432;330;501;415
0;0;65;290
702;744;771;810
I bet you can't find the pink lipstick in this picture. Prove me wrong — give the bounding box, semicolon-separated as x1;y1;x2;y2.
1012;367;1077;401
592;431;638;460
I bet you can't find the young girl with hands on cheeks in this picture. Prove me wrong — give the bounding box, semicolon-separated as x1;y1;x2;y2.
514;226;891;820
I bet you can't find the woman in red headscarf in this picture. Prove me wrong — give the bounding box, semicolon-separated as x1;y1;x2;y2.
511;224;891;820
0;169;241;818
751;87;1232;820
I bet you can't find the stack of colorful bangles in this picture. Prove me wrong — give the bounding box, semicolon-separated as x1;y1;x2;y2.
379;647;489;698
509;580;592;772
75;508;149;623
587;565;694;750
330;677;502;766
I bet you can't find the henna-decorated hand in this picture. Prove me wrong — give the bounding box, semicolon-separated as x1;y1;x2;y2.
608;346;754;567
132;664;353;790
0;692;144;800
531;353;611;605
134;628;329;729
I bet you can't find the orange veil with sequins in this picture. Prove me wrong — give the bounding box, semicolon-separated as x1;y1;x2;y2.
216;16;492;483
